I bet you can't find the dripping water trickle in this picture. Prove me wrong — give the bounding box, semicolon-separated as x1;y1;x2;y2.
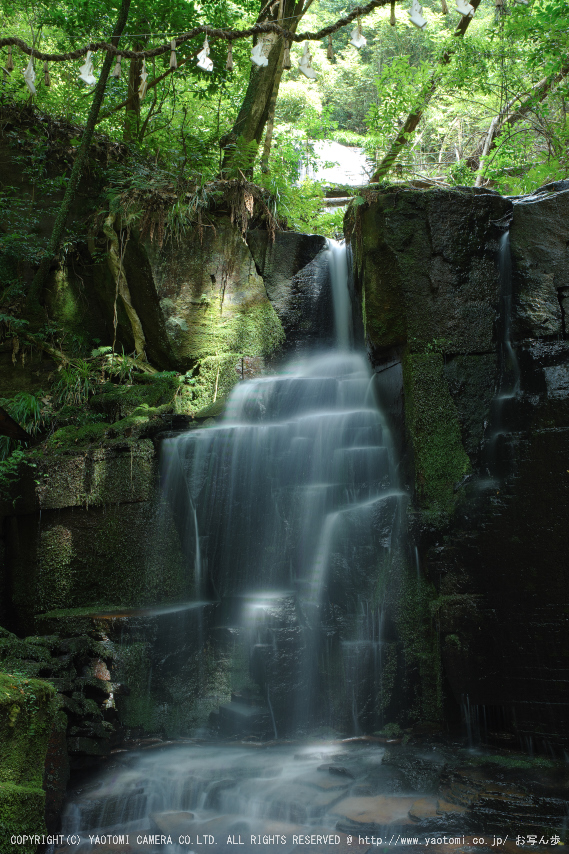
484;230;521;480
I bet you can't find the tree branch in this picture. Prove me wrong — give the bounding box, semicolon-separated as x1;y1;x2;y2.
474;63;569;186
370;0;482;183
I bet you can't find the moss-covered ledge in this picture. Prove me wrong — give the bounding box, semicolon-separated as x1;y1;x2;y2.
0;672;56;852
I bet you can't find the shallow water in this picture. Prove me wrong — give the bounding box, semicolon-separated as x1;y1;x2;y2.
53;737;568;854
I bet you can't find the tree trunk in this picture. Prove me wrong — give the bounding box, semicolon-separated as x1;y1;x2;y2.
370;0;481;183
27;0;132;314
124;48;143;142
221;0;305;174
260;54;285;171
102;213;146;356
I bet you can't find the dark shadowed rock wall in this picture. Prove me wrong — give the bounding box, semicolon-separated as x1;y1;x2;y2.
348;184;569;752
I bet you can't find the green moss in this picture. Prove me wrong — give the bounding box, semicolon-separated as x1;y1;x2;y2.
194;396;227;419
30;502;186;616
112;637;232;739
0;671;56;845
91;375;182;419
0;782;46;852
0;630;52;680
179;294;284;362
403;351;471;517
191;353;241;411
375;722;403;738
47;421;110;448
46;413;161;450
112;642;154;730
36;525;76;612
461;751;558;770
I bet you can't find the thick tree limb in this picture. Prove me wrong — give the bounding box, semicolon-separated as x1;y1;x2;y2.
0;0;396;62
261;58;284;170
474;63;569;186
26;0;132;312
370;0;481;183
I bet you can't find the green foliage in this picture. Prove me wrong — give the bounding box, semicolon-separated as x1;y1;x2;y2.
0;314;29;336
0;393;45;462
367;55;431;150
0;449;28;501
52;360;96;406
225;136;259;179
1;0;567;235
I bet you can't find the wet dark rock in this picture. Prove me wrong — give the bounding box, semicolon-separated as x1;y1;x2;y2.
67;736;112;756
510;189;569;339
246;230;332;353
381;749;445;793
203;778;239;809
300;771;351;791
350;185;569;749
218;701;272;738
318;764;356;779
348;188;511;359
150;810;195;835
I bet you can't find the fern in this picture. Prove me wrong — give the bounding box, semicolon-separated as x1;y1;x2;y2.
226;136;259;179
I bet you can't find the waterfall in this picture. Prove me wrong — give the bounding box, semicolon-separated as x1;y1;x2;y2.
327;239;353;349
54;242;406;850
159;240;401;732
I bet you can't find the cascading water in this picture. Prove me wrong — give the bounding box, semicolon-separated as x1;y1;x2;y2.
53;242;408;852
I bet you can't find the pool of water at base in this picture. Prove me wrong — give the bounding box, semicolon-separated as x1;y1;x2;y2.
50;738;568;854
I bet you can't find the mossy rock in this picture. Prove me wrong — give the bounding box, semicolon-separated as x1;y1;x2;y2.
349;188;509;357
0;673;56;787
9;496;186;631
0;629;53;679
90;375;182;419
0;782;47;852
0;672;56;848
403;351;471;517
29;442;156;511
194;396;227;419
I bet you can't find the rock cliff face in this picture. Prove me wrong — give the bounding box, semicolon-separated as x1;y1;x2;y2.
348;183;569;752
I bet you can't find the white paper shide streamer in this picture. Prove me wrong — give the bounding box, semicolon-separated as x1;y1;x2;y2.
409;0;427;27
138;59;148;98
23;56;36;94
456;0;475;15
169;39;177;68
197;36;214;72
78;50;97;84
250;39;269;67
349;18;367;47
298;42;317;79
